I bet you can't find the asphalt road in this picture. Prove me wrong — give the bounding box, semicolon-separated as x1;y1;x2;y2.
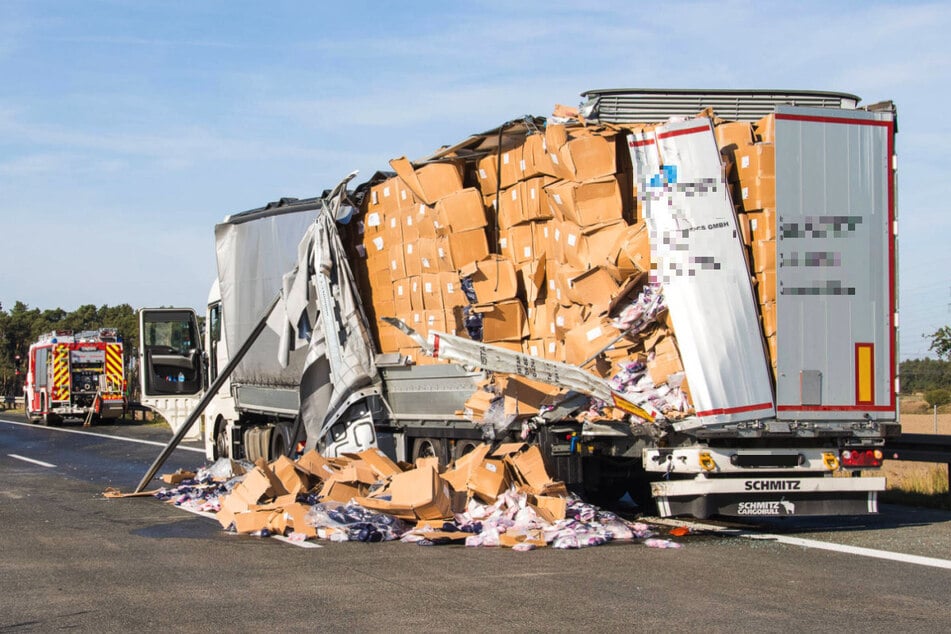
1;413;949;632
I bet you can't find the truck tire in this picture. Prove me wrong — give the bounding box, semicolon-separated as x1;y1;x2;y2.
451;439;480;462
269;423;294;460
412;437;448;466
213;417;229;460
40;412;58;427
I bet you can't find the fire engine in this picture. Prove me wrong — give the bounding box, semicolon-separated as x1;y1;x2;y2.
25;328;126;425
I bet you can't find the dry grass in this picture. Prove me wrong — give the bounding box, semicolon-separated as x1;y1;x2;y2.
875;395;951;509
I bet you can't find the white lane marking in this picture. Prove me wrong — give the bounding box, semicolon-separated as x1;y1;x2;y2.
744;533;951;570
0;418;204;453
647;517;951;571
174;504;322;549
8;453;56;468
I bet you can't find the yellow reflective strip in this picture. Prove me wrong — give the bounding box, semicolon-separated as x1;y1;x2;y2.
856;344;874;404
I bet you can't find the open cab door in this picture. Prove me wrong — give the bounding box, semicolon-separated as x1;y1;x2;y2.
138;308;205;440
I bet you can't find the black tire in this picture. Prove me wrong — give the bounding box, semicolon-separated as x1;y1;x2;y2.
269;423;293;460
451;439;480;462
412;437;448;466
40;412;58;427
213;418;229;460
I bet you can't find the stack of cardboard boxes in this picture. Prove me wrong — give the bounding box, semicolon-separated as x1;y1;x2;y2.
351;112;779;412
720;114;779;374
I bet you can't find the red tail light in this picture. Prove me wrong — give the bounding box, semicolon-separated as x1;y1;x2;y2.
840;448;883;468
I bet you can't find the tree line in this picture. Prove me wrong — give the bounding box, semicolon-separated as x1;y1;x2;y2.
0;301;140;396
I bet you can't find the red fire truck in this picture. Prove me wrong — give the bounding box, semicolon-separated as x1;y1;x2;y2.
24;329;126;425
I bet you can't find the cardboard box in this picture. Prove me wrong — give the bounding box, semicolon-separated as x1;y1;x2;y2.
546;177;623;228
755;269;777;304
522;133;559;179
460;256;518;303
737;212;752;247
552;302;583;338
532;494;567;522
611;221;651;278
518;256;547;305
377;177;403;214
403;241;422;277
648;335;684;386
439;271;468;308
499;223;536;265
552;264;584;307
390;157;464;205
434;188;488;232
417;238;439;273
388;244;407;280
567;266;620;313
269;456;309;497
558;132;617;182
497;183;525;229
443;228;489;271
499;377;559;416
564;317;621;366
320;480;364;504
760;300;777;337
296;450;339;481
528;301;555;340
751;239;776;273
357;464;453;520
714;121;754;153
735;143;775;179
468;459;510;503
755;113;775;143
233;509;278;534
357;447;404;478
499;529;547;548
474;299;527;342
748;208;776;242
282;502;317;538
740;176;776;211
475;152;500;194
421;273;443;309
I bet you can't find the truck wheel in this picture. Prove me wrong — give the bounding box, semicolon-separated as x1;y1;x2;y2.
269;423;294;460
40;412;58;427
213;418;229;459
451;439;480;462
412;437;447;466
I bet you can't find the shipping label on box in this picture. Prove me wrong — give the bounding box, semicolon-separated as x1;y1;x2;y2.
735;143;775;179
740;176;776;211
476;153;500;194
421;273;444;309
439;271;467;308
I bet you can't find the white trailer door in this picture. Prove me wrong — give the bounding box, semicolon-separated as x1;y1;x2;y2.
630;119;775;429
772;106;896;421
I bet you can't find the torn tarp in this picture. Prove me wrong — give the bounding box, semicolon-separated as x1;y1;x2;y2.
265;174;380;453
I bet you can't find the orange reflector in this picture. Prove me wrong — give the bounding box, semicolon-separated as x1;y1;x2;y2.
855;343;874;405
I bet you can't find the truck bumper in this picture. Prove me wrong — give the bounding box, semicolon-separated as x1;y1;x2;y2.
651;476;886;518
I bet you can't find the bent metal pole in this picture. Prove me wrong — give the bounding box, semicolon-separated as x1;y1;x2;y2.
134;292;281;493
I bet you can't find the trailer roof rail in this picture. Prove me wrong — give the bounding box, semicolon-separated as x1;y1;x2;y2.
579;88;862;124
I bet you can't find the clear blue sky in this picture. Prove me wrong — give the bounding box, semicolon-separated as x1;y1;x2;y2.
1;1;948;359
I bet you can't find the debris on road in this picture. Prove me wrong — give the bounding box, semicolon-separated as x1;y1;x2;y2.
150;443;677;550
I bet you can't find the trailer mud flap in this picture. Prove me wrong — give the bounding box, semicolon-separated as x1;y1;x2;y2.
652;476;885;519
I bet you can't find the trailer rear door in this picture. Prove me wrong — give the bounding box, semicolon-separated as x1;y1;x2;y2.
772;106;896;422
